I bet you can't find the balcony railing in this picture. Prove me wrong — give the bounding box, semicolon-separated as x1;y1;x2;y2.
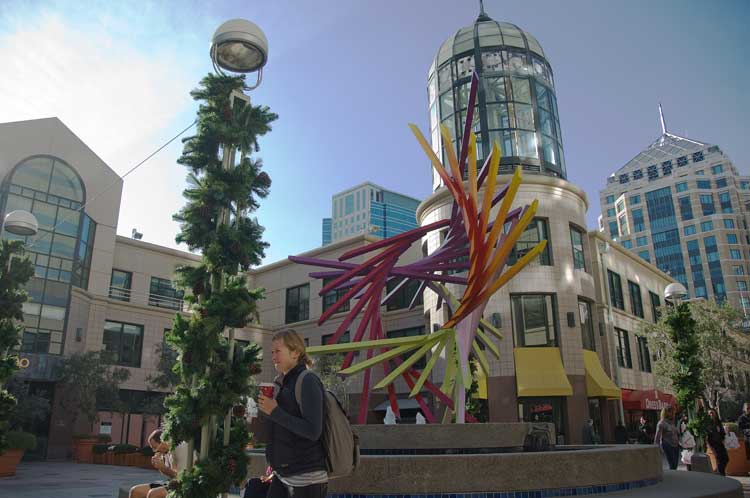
108;286;189;312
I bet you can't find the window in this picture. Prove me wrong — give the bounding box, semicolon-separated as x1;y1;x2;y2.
728;234;738;244
739;281;748;292
661;161;672;175
649;291;660;323
638;250;650;262
693;151;704;162
647;165;658;180
622;240;632;249
696;170;705;176
285;284;310;323
678;196;693;221
607;270;624;310
719;192;733;213
676;182;688;193
716;178;728;189
322;278;350;314
700;221;713;232
619;174;629;185
684;225;696;236
615;328;632;368
385;278;423;311
511;294;558;347
697;180;711;189
677;156;688;167
109;269;132;301
724;219;735;229
636;337;652;373
149;277;184;310
608;221;619;238
731;249;742;260
509;218;552;266
103;320;144;367
606;194;615;204
607;208;616;217
579;299;595;351
321;331;358;357
387;326;426;369
616;199;625;213
633;169;643;180
741;181;750;191
636;236;648;247
733;265;745;275
628;280;644;318
618;215;629;236
570;225;586;270
632;208;645;232
700;194;715;215
630;195;641;205
711;164;723;174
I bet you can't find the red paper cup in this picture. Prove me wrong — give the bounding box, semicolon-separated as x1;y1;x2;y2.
259;383;274;399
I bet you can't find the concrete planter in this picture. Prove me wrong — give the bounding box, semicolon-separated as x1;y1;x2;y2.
0;449;25;477
707;442;749;476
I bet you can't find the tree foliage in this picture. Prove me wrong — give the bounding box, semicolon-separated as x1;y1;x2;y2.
163;73;275;498
639;299;749;418
55;351;131;432
311;353;351;414
0;240;34;453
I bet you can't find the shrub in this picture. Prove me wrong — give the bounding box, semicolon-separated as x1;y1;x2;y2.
140;445;155;456
112;444;138;454
92;444;110;455
6;431;36;451
726;422;739;435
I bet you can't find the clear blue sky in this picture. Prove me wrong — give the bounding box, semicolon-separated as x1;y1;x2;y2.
1;0;748;265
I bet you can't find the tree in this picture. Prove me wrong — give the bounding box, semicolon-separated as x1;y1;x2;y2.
312;353;350;414
0;240;34;452
146;341;180;391
162;73;274;498
55;351;130;434
639;299;748;418
5;377;51;432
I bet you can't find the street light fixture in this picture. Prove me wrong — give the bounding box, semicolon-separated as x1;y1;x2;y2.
664;282;688;304
2;210;38;237
210;19;269;89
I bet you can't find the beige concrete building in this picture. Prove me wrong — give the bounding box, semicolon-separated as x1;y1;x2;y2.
0;118;270;459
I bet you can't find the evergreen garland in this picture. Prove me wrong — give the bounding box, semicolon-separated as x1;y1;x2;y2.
163;73;276;498
665;302;703;409
0;240;34;452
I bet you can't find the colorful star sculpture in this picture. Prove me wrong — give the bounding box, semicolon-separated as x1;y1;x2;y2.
290;73;546;423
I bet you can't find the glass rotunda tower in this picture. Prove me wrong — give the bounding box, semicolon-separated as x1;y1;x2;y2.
427;7;566;190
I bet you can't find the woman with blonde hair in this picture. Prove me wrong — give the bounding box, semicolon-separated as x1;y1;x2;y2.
257;329;327;498
654;406;680;470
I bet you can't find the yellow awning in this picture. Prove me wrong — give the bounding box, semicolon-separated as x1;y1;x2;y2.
513;347;573;397
583;350;621;399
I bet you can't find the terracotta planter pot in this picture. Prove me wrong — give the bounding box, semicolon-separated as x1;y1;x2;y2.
707;441;749;476
73;438;99;464
0;449;25;477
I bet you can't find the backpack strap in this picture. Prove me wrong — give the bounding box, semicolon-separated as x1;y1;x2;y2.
294;369;311;416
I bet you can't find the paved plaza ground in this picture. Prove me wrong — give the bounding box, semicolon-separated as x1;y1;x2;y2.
1;461;749;498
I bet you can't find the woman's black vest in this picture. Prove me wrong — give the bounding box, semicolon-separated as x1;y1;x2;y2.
266;363;326;476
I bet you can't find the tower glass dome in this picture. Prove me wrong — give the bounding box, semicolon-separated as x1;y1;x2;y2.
428;10;566;190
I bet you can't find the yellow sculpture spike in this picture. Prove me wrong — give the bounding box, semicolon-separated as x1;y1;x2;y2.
409;124;461;201
441;335;458;395
338;342;423;375
472;340;490;377
478;142;501;240
479;317;503;340
474;327;500;358
409;335;450;397
440;124;463;186
482;198;539;283
477;240;548;303
374;340;437;390
307;334;427;355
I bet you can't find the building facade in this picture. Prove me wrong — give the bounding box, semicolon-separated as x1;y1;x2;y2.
0;118;270;459
323;182;419;245
598;115;750;313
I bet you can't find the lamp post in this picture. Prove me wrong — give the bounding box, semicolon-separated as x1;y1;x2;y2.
1;210;39;273
596;241;625;426
188;18;269;478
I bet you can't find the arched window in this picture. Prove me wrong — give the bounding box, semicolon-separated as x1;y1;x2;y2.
1;155;92;355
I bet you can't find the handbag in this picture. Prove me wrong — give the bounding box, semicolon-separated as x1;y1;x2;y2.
725;432;740;450
680;430;696;449
681;448;694;465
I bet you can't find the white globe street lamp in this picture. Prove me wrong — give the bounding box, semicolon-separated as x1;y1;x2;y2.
3;210;38;237
210;19;269;89
664;282;688;304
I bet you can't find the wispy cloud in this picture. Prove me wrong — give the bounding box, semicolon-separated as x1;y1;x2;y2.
0;3;214;251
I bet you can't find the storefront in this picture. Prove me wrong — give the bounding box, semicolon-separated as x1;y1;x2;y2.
622;389;677;438
514;347;573;444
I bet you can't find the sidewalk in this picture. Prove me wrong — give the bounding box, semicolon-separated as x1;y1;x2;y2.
0;460;162;498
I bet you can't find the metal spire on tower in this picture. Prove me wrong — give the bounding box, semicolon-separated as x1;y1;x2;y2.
658;103;667;135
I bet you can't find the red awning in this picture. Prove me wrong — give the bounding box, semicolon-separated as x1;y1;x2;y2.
622;389;677;411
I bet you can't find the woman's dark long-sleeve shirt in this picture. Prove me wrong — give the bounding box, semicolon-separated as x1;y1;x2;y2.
268;372;324;441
